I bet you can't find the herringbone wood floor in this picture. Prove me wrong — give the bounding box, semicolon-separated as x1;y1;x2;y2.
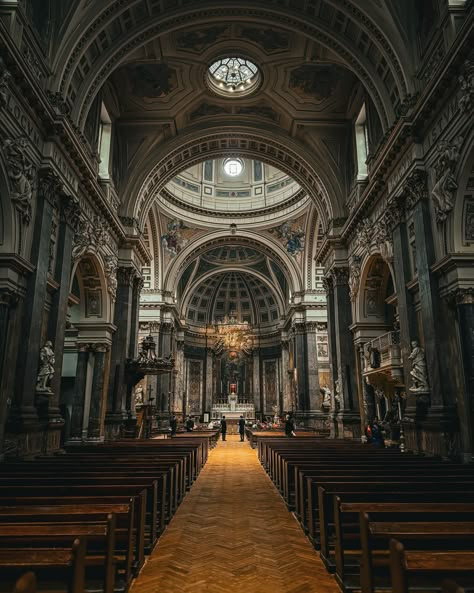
131;435;338;593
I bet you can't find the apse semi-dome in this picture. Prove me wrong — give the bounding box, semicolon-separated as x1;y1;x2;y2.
186;271;280;327
207;57;261;97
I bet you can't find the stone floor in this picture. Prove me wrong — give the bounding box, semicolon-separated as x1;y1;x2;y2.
131;435;339;593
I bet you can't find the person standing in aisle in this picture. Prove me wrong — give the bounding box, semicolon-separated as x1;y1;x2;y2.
221;415;227;441
238;415;246;442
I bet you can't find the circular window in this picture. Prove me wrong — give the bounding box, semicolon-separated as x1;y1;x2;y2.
223;158;243;177
208;57;261;97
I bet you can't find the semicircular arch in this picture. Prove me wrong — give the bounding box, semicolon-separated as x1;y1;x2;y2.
125;125;340;232
163;230;303;298
54;2;413;131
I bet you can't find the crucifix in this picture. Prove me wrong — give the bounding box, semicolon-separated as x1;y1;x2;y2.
147;384;154;405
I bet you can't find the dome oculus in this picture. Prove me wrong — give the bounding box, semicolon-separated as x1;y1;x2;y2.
223;158;243;177
208;57;260;96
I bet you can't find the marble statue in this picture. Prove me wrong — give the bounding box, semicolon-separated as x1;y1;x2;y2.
321;386;331;410
408;340;429;393
36;341;55;392
134;385;144;407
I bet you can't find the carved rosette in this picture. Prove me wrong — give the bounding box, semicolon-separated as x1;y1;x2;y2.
431;137;463;223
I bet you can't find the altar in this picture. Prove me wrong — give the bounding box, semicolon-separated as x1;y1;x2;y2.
211;393;255;419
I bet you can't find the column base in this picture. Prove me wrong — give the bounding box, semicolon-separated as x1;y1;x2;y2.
104;412;126;440
402;405;461;459
4;421;63;458
335;411;361;440
83;436;105;444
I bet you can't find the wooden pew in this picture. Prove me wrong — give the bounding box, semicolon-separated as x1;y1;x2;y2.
331;497;474;588
0;514;116;593
0;537;86;593
389;538;474;593
360;514;474;593
0;504;135;587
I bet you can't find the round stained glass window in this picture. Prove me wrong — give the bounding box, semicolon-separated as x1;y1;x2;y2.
208;57;261;97
223;158;243;177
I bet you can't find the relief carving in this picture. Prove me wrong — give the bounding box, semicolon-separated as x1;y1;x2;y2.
72;216;110;262
104;255;118;302
3;137;35;225
348;255;361;301
431;137;463;222
458;57;474;114
0;59;11;108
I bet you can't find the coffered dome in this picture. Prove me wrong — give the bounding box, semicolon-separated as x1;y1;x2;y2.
185;271;280;327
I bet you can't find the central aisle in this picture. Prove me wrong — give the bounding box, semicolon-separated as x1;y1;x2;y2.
131;435;339;593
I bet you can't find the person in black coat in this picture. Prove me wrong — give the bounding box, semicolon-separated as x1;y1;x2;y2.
170;415;177;436
185;416;194;432
284;414;296;437
221;416;227;441
238;415;246;442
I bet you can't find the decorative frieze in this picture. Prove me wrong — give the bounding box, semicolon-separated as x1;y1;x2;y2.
431;137;463;222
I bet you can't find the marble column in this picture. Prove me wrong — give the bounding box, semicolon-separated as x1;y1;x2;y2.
157;321;173;414
87;344;109;440
47;194;81;420
305;322;321;411
330;267;360;438
106;267;137;435
174;338;185;415
69;345;90;441
405;172;444;410
205;348;213;414
0;290;18;458
252;350;261;415
293;323;308;414
12;171;61;427
454;289;474;460
390;207;418;414
281;339;292;412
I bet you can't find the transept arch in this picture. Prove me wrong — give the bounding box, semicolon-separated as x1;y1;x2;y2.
124;126;339;232
163;231;303;298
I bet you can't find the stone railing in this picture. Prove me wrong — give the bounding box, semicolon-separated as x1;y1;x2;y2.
363;330;402;372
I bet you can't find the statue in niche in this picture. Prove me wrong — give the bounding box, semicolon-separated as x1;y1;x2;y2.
36;341;55;392
408;340;429;393
320;386;331;410
134;385;144;408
